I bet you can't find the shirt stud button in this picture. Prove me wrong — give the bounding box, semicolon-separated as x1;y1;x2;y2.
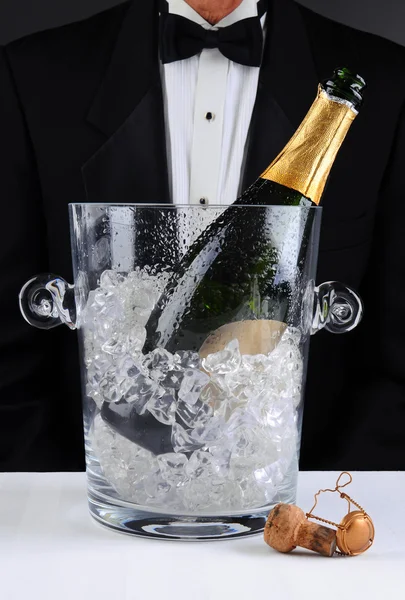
205;112;214;122
199;197;207;205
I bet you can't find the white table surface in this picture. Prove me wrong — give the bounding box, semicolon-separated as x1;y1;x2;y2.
0;471;403;600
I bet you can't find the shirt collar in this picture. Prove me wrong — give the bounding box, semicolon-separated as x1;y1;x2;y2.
167;0;264;29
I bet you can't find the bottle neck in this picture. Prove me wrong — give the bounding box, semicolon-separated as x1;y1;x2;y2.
260;86;358;205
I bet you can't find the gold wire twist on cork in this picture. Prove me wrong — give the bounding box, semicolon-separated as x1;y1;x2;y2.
306;471;375;556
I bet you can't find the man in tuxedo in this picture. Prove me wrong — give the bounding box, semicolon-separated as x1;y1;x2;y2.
1;0;404;471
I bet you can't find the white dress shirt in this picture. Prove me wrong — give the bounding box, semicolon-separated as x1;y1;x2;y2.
161;0;266;207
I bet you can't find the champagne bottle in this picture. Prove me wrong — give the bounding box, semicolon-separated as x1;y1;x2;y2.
143;68;366;355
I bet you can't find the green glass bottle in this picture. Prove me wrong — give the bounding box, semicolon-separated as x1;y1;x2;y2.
143;68;366;354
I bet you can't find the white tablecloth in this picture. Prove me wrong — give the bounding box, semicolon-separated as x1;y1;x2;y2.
0;471;403;600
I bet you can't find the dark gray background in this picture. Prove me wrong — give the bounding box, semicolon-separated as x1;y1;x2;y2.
0;0;404;46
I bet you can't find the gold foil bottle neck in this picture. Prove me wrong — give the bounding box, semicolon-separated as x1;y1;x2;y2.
261;86;358;205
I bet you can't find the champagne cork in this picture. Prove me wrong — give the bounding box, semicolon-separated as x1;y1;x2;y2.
264;503;337;557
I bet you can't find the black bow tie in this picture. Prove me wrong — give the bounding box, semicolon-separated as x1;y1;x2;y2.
159;2;266;67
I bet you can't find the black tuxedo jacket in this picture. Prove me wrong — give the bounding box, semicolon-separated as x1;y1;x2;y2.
1;0;405;471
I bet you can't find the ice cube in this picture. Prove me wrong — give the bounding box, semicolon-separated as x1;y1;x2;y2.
176;398;213;428
231;429;257;459
241;353;272;373
95;315;116;342
184;477;235;512
126;325;146;357
171;422;203;453
262;397;295;430
254;457;288;489
99;368;122;403
236;475;268;509
144;348;174;382
116;356;142;380
85;384;103;409
193;415;226;445
93;289;112;308
202;339;241;374
100;270;125;289
199;381;225;410
186;450;215;479
147;392;176;425
87;367;104;391
209;445;231;478
186;447;230;480
223;369;258;406
174;350;201;370
200;386;232;421
143;466;172;499
157;453;188;486
178;369;210;405
132;287;156;310
101;336;127;357
160;369;183;390
124;374;163;415
92;353;113;376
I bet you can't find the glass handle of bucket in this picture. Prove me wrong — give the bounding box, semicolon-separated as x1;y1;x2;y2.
312;281;363;335
19;273;76;330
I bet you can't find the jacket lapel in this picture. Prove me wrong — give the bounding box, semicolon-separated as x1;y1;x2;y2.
242;0;318;189
83;0;170;204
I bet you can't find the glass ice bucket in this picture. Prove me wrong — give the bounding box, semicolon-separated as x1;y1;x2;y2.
19;204;362;540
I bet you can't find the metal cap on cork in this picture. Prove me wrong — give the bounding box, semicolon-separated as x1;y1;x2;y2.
336;510;375;556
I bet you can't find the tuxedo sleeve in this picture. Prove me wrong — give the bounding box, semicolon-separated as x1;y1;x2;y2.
346;100;405;468
0;46;52;469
